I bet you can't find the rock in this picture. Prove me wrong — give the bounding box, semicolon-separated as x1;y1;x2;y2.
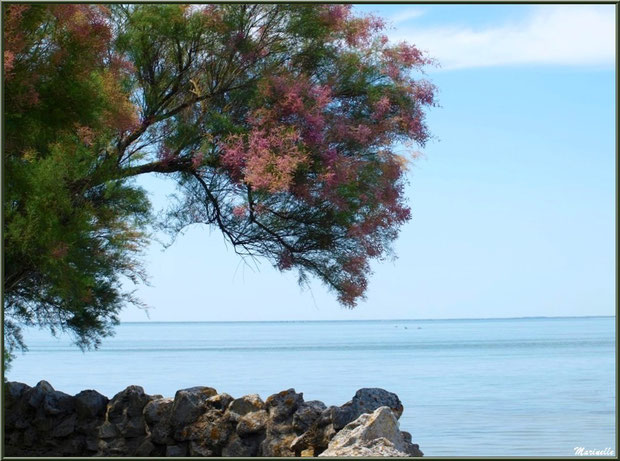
75;390;108;419
144;397;173;424
207;393;234;411
85;437;99;452
227;394;264;420
134;437;156;456
25;380;54;408
170;386;217;428
260;433;297;457
52;413;77;438
3;381;421;458
5;381;30;403
291;388;406;456
293;400;327;434
204;418;232;446
236;410;268;437
321;436;412;457
351;388;404;419
123;415;147;438
166;443;188;457
143;397;173;444
107;386;152;422
97;386;157;456
222;433;263;457
98;421;118;439
265;389;304;422
43;390;75;415
189;440;214;456
290;421;336;456
319;406;423;457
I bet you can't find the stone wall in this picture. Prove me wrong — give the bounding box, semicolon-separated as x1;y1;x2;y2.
4;380;423;457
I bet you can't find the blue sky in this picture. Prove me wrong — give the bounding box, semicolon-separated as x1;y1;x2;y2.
121;4;615;322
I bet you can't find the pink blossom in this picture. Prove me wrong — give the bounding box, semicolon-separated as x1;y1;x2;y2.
232;205;247;218
277;250;294;270
191;150;204;169
372;97;391;120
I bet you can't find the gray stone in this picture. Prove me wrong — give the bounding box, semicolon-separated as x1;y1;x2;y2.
43;390;75;415
123;415;147;437
351;388;404;420
189;440;215;456
107;385;152;422
236;410;268;436
144;397;173;445
52;413;77;438
170;386;217;428
86;437;99;452
290;421;336;456
25;380;54;408
293;400;327;434
330;404;356;431
75;390;108;419
319;406;423;457
222;433;262;457
166;443;188;457
265;388;303;422
260;433;297;457
5;381;30;403
3;381;421;459
134;437;156;456
144;397;173;424
207;393;234;411
23;427;37;446
150;423;172;445
321;436;412;457
99;421;118;439
227;394;264;419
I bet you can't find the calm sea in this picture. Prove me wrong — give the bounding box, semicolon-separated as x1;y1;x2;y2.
6;316;616;456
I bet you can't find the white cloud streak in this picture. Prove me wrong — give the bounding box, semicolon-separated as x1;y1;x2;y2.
388;7;425;25
391;5;615;70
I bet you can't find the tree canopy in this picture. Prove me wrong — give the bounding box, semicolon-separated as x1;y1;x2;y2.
3;4;436;361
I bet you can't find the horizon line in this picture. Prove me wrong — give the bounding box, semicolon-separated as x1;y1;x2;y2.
119;314;614;324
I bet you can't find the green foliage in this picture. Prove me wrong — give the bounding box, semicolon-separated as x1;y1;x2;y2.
3;4;436;363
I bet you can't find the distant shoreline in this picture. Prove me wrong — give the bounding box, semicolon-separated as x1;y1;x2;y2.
119;315;614;324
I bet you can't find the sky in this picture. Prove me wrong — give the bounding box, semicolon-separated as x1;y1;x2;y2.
120;4;616;323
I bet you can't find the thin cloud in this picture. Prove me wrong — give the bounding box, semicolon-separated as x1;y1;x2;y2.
392;5;615;70
389;7;425;25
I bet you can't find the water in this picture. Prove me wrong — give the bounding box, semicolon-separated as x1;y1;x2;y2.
7;316;615;456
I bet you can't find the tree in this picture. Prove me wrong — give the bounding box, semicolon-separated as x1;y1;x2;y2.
3;4;436;362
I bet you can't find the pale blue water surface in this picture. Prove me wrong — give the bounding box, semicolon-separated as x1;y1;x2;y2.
7;316;616;456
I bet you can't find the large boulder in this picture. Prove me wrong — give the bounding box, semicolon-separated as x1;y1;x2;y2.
24;380;55;408
264;388;304;422
259;389;305;457
291;387;405;456
75;390;108;420
170;386;217;428
351;388;404;419
237;410;269;437
226;394;265;421
143;397;174;445
319;406;423;457
96;385;157;456
222;433;264;457
293;400;326;434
